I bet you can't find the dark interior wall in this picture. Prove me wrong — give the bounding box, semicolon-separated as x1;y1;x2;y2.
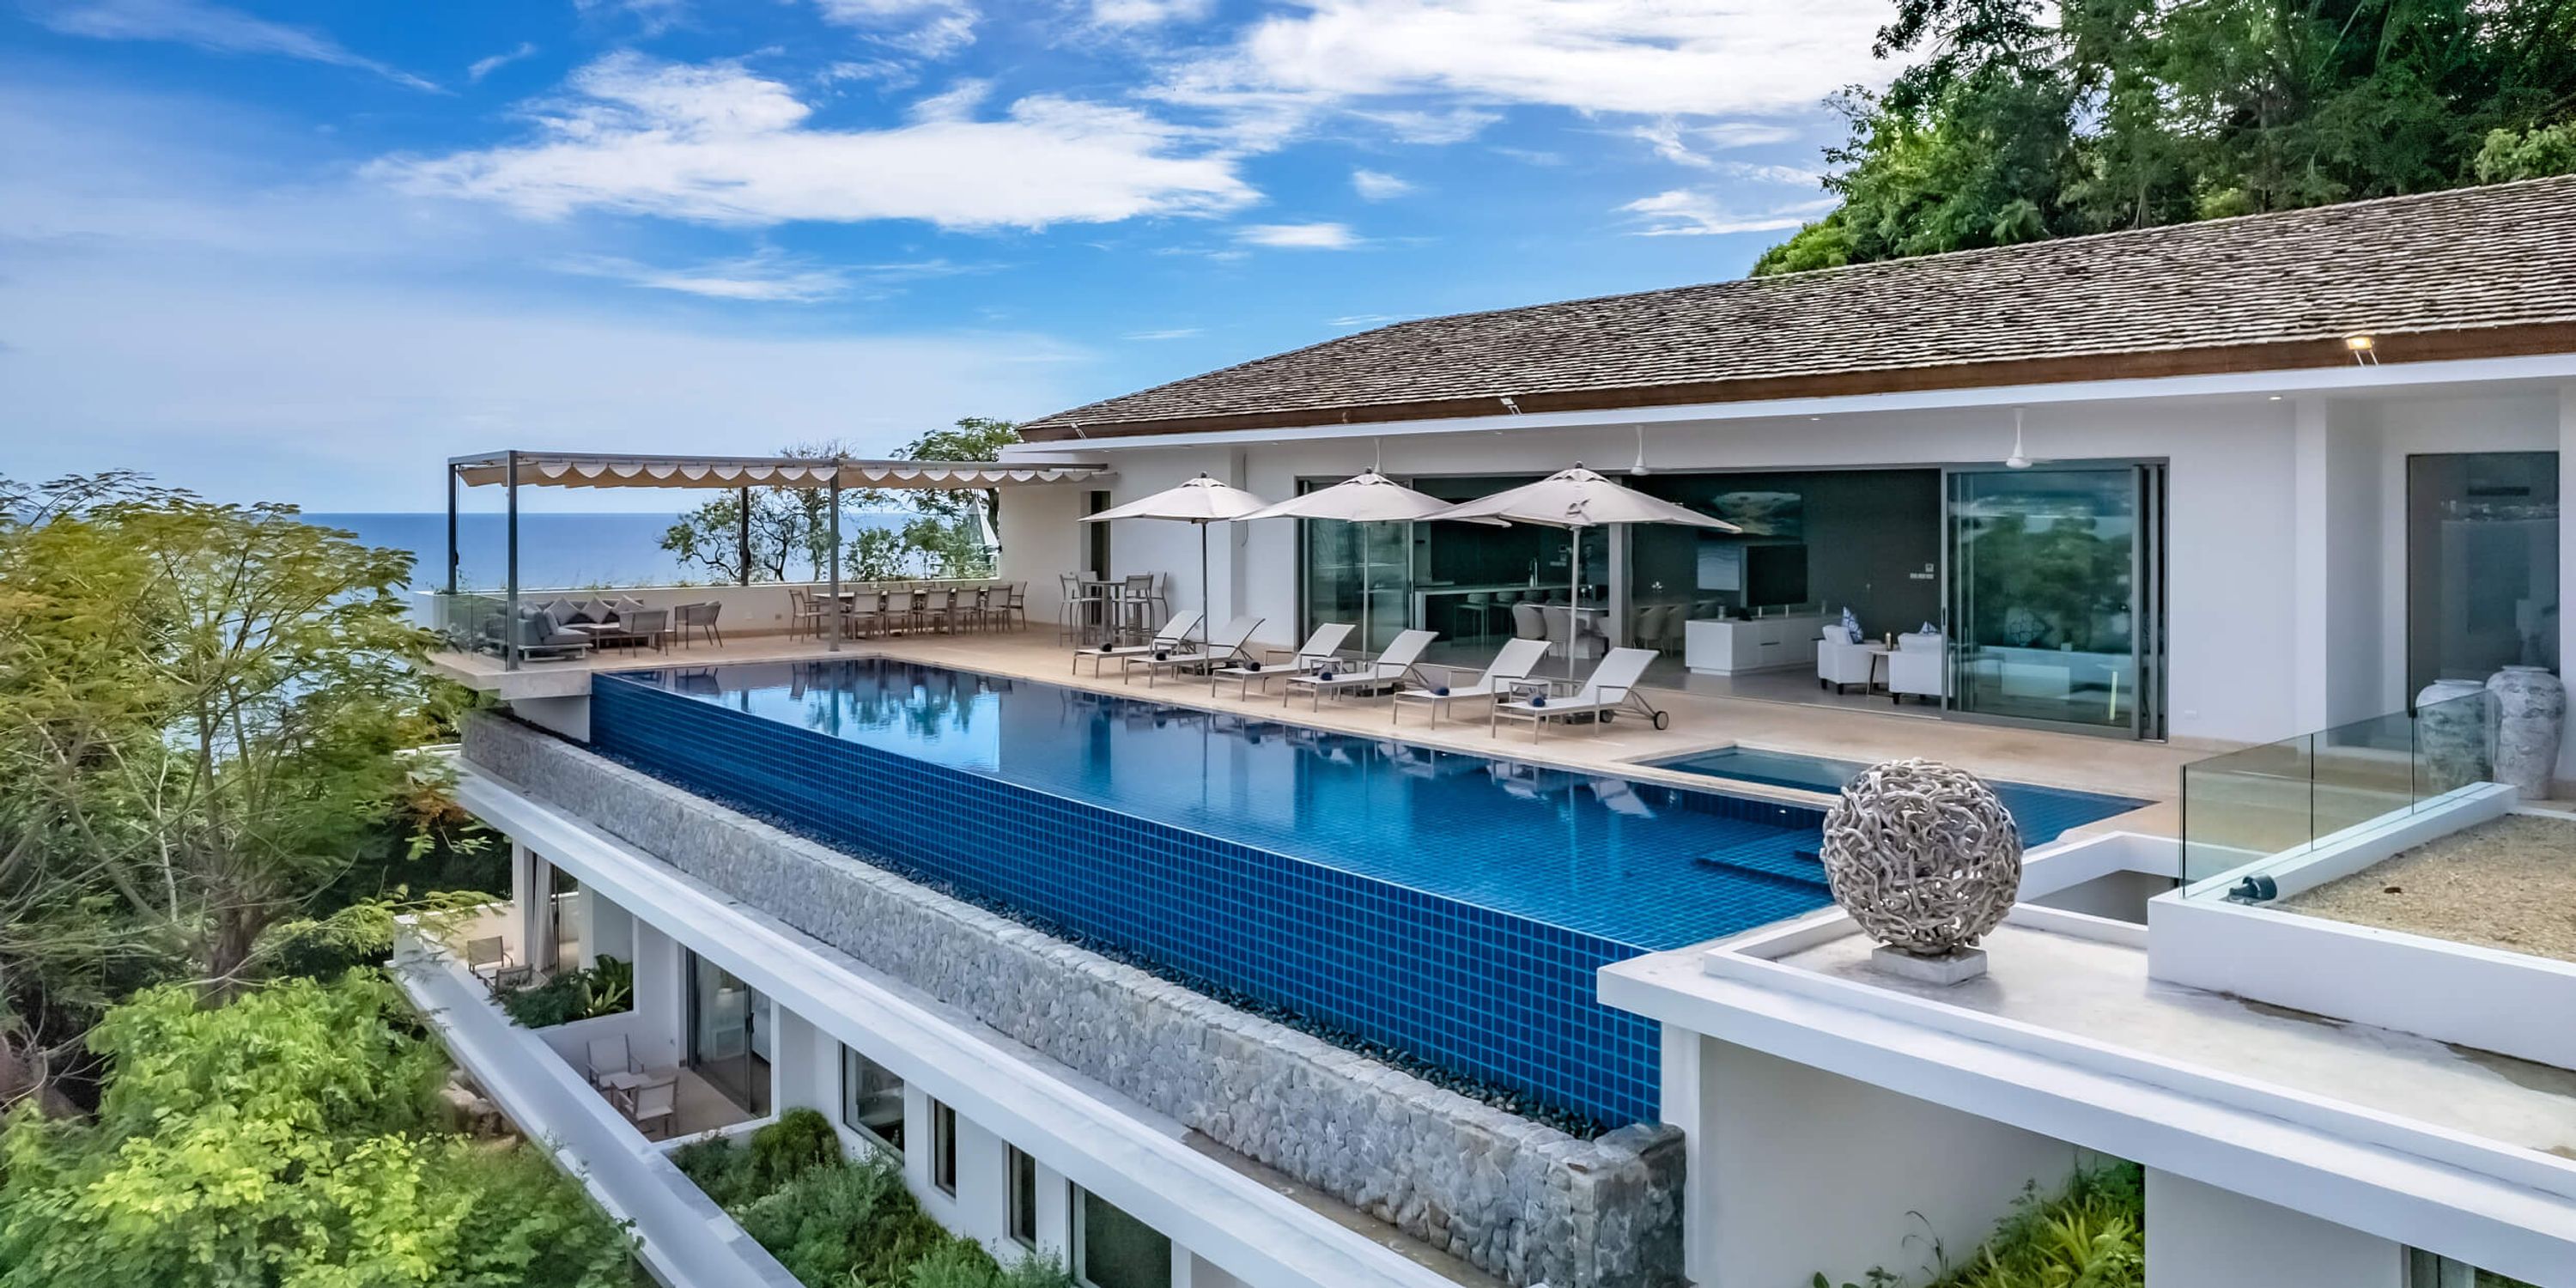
1631;469;1941;629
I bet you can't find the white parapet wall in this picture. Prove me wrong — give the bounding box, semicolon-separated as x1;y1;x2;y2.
2147;783;2576;1069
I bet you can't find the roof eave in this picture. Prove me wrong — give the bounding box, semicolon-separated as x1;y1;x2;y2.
1018;322;2576;443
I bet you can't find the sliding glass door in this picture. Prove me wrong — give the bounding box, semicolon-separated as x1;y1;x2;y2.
687;951;772;1116
1947;464;2166;737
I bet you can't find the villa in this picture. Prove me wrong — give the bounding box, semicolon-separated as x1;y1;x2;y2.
405;176;2576;1288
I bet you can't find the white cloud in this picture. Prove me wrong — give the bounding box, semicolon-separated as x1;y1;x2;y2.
1235;222;1358;249
1159;0;1888;143
813;0;978;58
1636;118;1808;168
908;78;993;122
468;42;538;83
1091;0;1215;26
550;251;860;301
30;0;440;91
371;54;1257;231
1328;312;1416;326
1350;168;1413;199
548;249;997;301
820;58;920;90
1121;326;1203;339
1618;189;1835;236
0;86;1084;511
574;0;688;37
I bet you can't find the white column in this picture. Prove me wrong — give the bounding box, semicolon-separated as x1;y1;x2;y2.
1661;1026;1716;1281
2559;384;2576;785
508;840;543;966
2292;397;2332;732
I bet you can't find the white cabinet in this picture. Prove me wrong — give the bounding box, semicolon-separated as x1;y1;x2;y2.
1684;614;1826;676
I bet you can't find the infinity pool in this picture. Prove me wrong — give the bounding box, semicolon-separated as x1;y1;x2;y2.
590;657;1834;1127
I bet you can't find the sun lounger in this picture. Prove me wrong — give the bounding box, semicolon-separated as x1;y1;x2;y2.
1211;623;1354;698
1489;647;1667;739
1392;637;1551;727
1121;617;1262;686
1282;629;1437;708
1073;611;1200;676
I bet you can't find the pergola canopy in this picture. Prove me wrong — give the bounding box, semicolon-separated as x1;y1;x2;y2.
449;451;1109;490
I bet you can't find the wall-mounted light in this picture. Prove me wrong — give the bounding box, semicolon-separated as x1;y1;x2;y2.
1498;395;1523;414
2344;334;2379;366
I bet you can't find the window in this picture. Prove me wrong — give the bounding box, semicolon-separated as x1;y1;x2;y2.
1073;1188;1170;1288
1006;1146;1039;1247
840;1047;904;1152
1084;490;1112;579
2406;451;2560;697
2408;1249;2530;1287
930;1098;957;1195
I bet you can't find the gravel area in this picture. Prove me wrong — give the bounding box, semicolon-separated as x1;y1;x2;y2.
2283;813;2576;963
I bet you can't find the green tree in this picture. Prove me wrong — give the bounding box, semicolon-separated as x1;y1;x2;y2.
663;420;1022;586
1755;0;2576;274
0;473;455;1107
659;441;853;584
0;975;630;1287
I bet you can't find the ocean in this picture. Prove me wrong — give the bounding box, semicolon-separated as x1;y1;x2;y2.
305;512;910;593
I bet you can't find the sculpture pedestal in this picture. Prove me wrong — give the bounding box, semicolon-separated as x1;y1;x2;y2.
1870;945;1989;986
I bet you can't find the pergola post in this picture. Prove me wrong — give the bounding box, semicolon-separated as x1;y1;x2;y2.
828;476;842;653
444;465;459;596
503;450;520;673
737;485;751;586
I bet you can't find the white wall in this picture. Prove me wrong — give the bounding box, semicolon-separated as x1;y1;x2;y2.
1047;399;2304;744
1030;386;2576;749
1674;1035;2092;1288
2146;1170;2405;1288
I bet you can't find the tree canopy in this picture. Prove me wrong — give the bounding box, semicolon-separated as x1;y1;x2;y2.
1755;0;2576;274
0;975;630;1288
659;418;1022;585
0;472;476;1109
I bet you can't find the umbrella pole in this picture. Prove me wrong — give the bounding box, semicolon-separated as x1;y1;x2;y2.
1358;523;1373;657
1200;521;1212;644
1567;526;1582;679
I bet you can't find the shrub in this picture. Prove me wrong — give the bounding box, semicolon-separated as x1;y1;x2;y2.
908;1238;1005;1288
736;1153;948;1286
494;956;634;1029
750;1107;845;1191
1816;1161;2146;1288
671;1134;760;1212
998;1250;1078;1288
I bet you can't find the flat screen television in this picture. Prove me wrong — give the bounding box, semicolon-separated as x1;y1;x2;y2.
1744;544;1808;608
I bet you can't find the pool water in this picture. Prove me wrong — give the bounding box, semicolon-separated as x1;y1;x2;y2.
1649;745;2150;845
641;659;1832;951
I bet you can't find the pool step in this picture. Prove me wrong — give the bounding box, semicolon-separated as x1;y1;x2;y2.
1693;835;1832;892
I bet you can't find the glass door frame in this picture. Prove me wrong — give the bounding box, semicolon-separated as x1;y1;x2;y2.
684;950;774;1118
1938;459;2168;741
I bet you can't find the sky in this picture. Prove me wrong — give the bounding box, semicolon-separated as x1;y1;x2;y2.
0;0;1899;510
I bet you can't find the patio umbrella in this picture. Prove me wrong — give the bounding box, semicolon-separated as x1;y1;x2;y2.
1429;465;1741;676
1080;473;1270;641
1232;471;1502;652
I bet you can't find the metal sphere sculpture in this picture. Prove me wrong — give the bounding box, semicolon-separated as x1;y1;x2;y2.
1820;758;2023;957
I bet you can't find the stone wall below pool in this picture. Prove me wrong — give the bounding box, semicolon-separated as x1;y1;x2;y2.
462;712;1684;1288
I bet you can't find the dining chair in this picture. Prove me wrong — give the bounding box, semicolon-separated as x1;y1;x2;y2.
585;1034;635;1090
787;588;823;641
624;1078;677;1139
1002;582;1029;631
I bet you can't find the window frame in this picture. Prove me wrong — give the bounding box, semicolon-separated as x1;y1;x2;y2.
1072;1186;1172;1288
1006;1145;1039;1248
930;1098;958;1196
838;1045;905;1155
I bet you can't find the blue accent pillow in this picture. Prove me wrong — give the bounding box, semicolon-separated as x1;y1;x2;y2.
1530;694;1547;708
1432;686;1451;696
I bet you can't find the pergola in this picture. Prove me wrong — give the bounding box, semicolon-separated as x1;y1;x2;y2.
446;450;1109;665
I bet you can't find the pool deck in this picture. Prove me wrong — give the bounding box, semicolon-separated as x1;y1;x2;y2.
430;631;2200;838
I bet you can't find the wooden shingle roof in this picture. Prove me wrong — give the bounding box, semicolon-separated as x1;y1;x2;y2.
1021;175;2576;441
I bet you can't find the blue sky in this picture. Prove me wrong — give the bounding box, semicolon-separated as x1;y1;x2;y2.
1;0;1895;509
